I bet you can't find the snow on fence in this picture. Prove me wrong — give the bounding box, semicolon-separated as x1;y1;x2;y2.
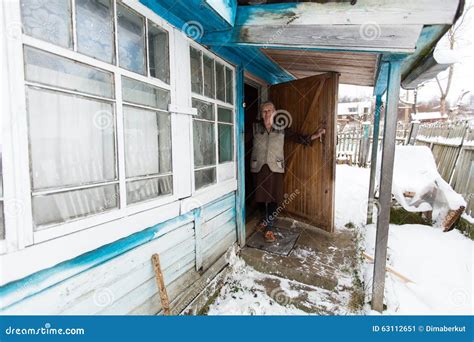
337;124;408;166
412;121;473;217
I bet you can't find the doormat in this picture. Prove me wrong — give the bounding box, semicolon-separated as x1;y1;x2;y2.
246;226;301;256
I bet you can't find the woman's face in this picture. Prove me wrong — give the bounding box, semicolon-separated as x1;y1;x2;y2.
261;104;275;124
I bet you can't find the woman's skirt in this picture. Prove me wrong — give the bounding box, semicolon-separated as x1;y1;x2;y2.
252;164;284;204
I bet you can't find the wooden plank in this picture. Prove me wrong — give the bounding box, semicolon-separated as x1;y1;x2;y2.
200;192;235;222
236;1;460;26
152;253;171;315
238;24;423;53
201;207;236;238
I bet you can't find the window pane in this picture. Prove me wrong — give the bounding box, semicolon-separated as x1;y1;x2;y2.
24;47;114;98
217;107;233;123
27;87;116;190
190;47;202;94
117;4;145;75
218;124;233;163
225;67;234;104
195;168;216;190
32;184;118;227
203;55;215;98
0;141;3;197
122;77;170;110
76;0;114;63
20;0;72;48
0;202;4;240
124;106;172;178
193;121;215;168
216;62;225;102
148;21;170;84
126;176;172;204
192;98;214;121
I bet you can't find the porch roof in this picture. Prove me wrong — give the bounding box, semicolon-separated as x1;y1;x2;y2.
140;0;464;93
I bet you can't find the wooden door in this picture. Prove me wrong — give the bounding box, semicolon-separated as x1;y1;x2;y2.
269;73;338;232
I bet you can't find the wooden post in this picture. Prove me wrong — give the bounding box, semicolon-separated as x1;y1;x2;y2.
151;253;171;315
236;64;246;246
371;59;402;312
366;94;383;224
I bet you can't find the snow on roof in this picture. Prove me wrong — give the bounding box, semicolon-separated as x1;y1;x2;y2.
410;111;448;121
337;101;372;116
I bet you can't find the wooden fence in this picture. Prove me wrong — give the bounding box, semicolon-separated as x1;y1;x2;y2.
337;123;408;166
337;120;473;217
413;121;473;216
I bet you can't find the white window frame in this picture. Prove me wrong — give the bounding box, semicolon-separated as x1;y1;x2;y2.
1;0;186;248
189;42;237;195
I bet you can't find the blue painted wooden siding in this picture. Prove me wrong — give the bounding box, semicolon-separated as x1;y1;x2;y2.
0;193;237;315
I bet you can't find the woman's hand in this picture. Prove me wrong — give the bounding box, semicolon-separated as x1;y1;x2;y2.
310;128;326;141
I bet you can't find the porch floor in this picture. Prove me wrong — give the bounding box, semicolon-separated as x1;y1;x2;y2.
202;216;363;315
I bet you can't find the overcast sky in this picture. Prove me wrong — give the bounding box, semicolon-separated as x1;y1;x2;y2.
340;1;473;104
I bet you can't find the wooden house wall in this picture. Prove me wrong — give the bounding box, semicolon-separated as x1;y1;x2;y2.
0;193;237;315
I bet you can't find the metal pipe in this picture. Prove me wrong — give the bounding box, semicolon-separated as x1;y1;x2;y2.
371;59;402;313
366;94;383;224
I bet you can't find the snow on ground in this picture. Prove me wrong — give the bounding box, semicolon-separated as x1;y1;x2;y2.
364;223;473;315
335;165;370;229
207;164;473;315
207;248;351;315
206;250;309;315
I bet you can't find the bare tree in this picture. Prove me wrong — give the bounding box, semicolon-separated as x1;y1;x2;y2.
435;4;473;115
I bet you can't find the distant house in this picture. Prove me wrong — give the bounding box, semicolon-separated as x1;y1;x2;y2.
411;111;448;123
337;101;372;129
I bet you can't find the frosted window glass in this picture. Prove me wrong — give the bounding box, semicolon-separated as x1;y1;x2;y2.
21;0;72;48
32;184;118;227
203;55;215;98
218;124;233;163
117;4;145;74
122;77;170;110
148;22;170;84
76;0;115;63
192;98;214;121
217;107;233;123
193;121;215;168
225;67;234;104
216;62;225;101
123;106;172;178
195;168;216;190
24;47;114;98
190;47;203;94
126;176;172;204
27;87;116;190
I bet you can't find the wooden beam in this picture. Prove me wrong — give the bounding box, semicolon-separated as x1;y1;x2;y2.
371;59;402;313
205;0;237;25
236;1;460;26
203;24;423;53
235;64;246;246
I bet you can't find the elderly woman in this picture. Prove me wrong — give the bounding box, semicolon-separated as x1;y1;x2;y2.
251;101;326;243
